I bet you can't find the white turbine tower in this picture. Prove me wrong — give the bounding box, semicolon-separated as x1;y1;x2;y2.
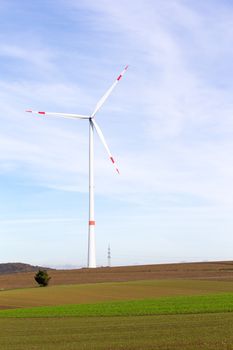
26;65;128;268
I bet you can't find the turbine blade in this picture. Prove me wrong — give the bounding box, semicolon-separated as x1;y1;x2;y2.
90;65;128;118
26;110;89;119
91;119;120;174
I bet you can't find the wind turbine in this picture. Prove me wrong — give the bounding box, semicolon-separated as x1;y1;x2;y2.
26;65;128;268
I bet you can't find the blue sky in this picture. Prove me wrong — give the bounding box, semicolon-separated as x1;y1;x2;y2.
1;0;233;267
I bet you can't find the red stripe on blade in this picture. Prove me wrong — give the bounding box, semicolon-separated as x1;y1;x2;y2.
110;157;115;163
89;220;95;226
26;110;32;113
38;111;45;115
117;74;122;81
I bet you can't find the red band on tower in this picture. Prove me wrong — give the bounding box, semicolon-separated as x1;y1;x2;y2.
89;220;95;226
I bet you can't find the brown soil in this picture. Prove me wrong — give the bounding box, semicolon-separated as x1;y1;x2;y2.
1;260;233;290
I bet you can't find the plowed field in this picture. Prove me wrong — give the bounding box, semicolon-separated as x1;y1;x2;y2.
1;260;233;290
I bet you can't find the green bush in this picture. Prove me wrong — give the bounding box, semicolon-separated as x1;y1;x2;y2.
34;270;51;287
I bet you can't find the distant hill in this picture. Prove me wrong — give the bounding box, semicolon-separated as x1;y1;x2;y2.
0;263;51;275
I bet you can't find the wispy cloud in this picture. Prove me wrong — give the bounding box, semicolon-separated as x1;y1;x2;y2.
1;0;233;207
61;0;233;207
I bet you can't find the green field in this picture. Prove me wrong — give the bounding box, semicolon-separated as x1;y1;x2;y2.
1;293;233;318
0;313;233;350
1;279;233;349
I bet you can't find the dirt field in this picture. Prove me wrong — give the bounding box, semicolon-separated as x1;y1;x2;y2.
1;279;233;309
1;260;233;290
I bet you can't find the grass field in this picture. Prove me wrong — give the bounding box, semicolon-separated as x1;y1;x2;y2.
0;313;233;349
1;263;233;349
1;285;233;349
0;293;233;318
